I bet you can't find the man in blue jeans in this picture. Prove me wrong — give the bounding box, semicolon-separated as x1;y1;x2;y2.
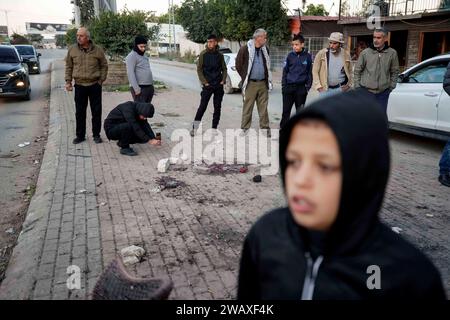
439;61;450;187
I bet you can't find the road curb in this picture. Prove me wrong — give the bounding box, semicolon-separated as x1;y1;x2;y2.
0;61;62;299
151;58;197;71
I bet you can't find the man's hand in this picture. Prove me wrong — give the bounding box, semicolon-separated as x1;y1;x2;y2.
341;85;350;92
318;87;325;93
204;83;210;87
149;139;161;146
134;89;141;96
220;81;224;85
65;82;73;92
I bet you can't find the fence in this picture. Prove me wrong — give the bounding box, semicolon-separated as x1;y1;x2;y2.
270;37;329;71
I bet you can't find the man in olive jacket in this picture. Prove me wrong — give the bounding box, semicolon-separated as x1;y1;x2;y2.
354;28;399;114
65;27;108;145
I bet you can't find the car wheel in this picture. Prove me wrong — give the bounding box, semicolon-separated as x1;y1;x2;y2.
23;87;31;101
224;76;234;94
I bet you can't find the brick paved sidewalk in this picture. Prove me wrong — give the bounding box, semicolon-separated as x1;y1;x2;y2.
0;60;448;299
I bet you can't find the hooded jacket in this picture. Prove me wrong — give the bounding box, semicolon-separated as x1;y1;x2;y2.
354;42;400;94
238;90;446;300
104;101;155;142
197;45;227;87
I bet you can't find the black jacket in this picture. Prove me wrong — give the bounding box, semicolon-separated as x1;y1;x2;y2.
104;101;155;142
197;45;227;86
444;61;450;96
238;90;446;300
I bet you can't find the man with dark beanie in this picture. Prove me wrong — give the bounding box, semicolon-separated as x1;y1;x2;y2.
104;101;161;156
190;34;227;136
126;35;155;103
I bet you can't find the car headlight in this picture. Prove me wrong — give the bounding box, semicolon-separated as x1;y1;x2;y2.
7;68;26;78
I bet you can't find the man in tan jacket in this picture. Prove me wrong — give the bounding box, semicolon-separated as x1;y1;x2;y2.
312;32;352;98
65;27;108;144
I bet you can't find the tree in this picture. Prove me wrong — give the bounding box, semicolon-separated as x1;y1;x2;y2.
27;34;44;44
90;9;160;59
158;5;181;24
10;33;30;45
77;0;95;25
55;34;66;48
177;0;290;45
303;4;329;16
65;28;78;46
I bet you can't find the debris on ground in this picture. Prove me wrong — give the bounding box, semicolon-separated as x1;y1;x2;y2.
157;158;171;173
0;153;20;159
151;122;165;128
120;245;146;266
161;112;181;117
5;228;14;235
170;165;188;172
253;175;262;183
426;214;434;218
155;176;186;190
99;202;107;206
17;142;31;148
392;227;402;234
78;189;88;194
193;162;249;176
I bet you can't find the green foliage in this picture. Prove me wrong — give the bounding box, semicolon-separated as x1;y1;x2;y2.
55;35;66;48
27;34;43;43
10;33;30;45
65;28;78;46
304;4;329;16
89;9;160;59
77;0;95;25
178;0;290;45
158;5;181;24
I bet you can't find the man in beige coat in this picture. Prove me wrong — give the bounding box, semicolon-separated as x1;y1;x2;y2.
312;32;352;98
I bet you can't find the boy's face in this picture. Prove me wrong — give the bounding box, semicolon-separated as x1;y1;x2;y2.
285;121;342;232
207;39;218;50
292;40;304;53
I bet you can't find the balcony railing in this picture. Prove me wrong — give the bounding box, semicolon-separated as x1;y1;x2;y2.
339;0;450;19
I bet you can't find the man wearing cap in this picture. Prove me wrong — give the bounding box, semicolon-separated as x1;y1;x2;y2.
190;34;227;136
312;32;352;97
354;28;399;114
126;35;155;103
104;101;161;156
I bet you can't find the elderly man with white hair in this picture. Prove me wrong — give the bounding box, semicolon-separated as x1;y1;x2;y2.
65;27;108;145
235;28;273;137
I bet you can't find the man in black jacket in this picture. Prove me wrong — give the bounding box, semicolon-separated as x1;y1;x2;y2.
104;101;161;156
439;61;450;187
190;34;227;136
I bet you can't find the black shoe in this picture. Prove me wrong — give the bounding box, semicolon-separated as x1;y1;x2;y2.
120;147;138;156
94;136;103;144
73;137;86;144
117;141;123;148
438;174;450;187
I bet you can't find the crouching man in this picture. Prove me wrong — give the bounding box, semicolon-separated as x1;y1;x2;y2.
104;101;161;156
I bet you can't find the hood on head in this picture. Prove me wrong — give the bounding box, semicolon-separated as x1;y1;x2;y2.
135;102;154;118
279;90;391;256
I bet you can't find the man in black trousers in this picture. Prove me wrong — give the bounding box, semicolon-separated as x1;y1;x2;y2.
65;27;108;144
190;34;227;136
104;101;161;156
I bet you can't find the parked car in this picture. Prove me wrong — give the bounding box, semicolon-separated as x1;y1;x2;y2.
14;44;41;74
223;53;241;94
388;53;450;141
0;45;31;100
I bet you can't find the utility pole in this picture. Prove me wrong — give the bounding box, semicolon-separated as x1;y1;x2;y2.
168;0;172;52
2;10;11;36
171;0;176;53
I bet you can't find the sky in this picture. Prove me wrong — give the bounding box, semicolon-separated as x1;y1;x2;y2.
0;0;337;35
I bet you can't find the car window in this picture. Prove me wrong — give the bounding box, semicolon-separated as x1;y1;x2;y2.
15;46;35;56
224;55;230;65
0;48;20;63
408;62;449;83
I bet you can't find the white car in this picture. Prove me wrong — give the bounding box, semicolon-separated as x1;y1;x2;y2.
223;53;242;94
388;53;450;141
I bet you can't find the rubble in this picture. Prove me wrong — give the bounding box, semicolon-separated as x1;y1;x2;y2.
120;245;146;266
157;159;171;173
391;227;402;234
155;176;186;190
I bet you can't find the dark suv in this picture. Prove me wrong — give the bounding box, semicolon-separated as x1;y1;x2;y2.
14;45;41;74
0;45;31;100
